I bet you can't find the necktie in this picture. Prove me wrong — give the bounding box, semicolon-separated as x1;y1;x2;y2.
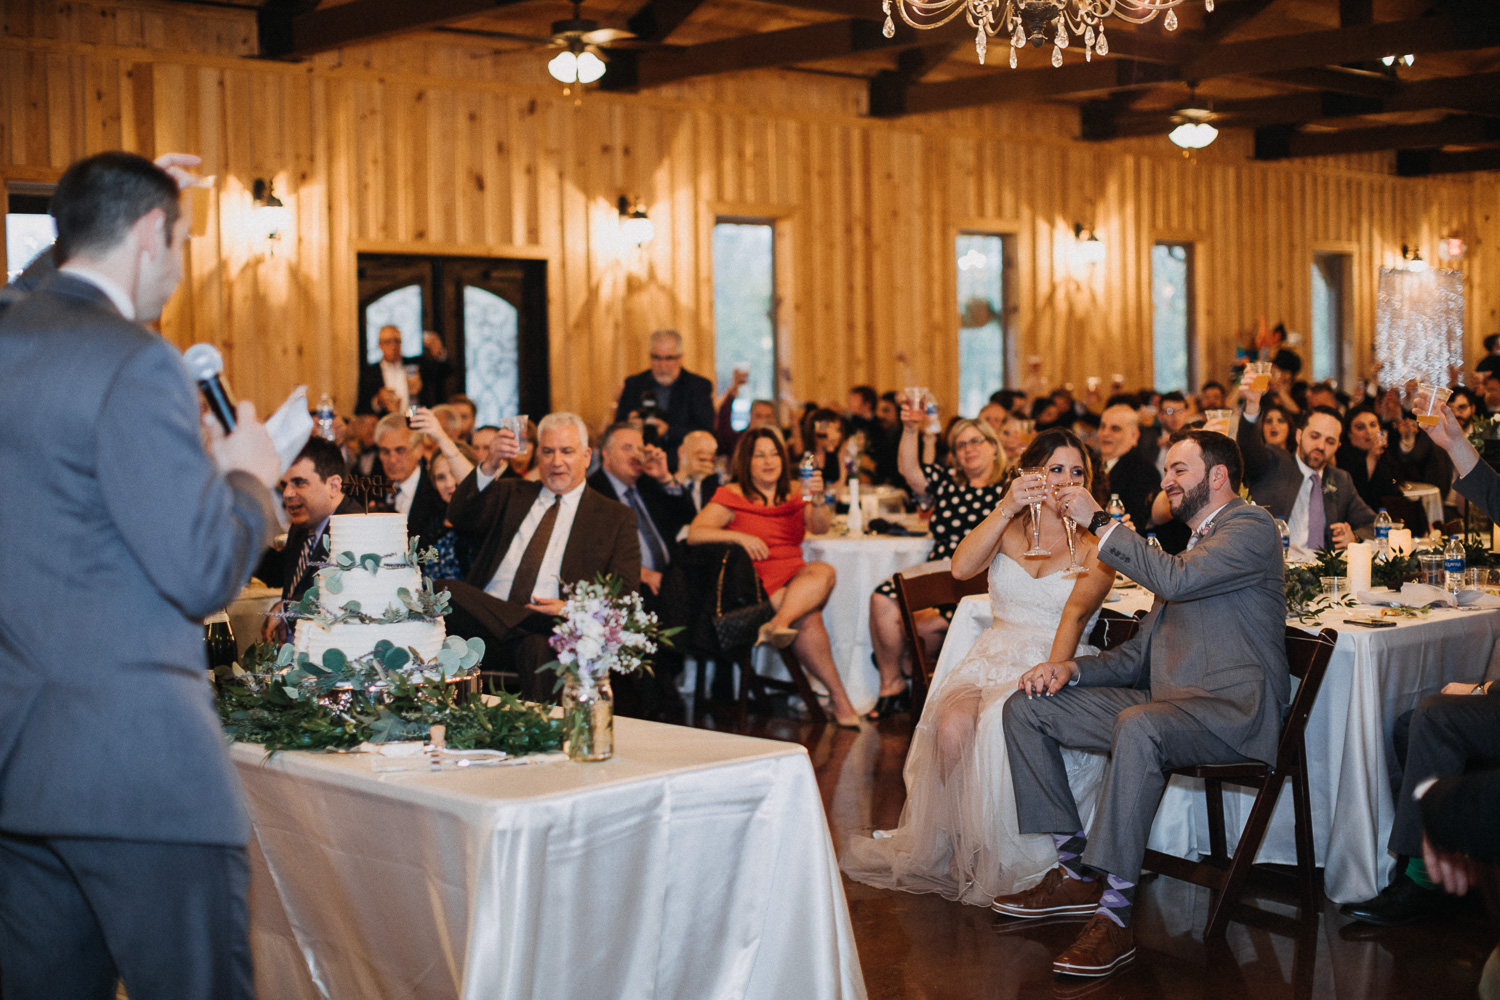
284;530;320;602
1305;472;1326;549
625;486;669;572
508;497;560;603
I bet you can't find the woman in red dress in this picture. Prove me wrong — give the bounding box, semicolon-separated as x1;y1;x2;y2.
688;427;861;727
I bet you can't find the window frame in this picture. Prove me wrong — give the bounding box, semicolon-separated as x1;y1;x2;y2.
710;214;782;432
1150;239;1199;394
954;229;1016;416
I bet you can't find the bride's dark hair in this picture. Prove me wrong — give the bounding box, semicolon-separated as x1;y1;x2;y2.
1008;427;1095;493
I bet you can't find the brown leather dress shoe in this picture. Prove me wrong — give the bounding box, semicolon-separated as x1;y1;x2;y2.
1052;913;1135;977
991;866;1104;918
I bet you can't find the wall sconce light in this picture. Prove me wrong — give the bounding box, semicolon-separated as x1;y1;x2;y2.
618;196;655;249
1401;244;1428;272
251;178;292;251
1072;223;1106;267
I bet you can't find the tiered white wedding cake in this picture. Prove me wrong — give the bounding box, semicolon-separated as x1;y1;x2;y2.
292;513;447;664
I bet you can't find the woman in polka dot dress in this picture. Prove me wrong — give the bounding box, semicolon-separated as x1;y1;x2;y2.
866;400;1009;720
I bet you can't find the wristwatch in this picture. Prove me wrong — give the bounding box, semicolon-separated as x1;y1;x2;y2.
1088;511;1114;535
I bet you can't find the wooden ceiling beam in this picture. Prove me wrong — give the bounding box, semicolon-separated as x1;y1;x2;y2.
1081;90;1382;140
1396;146;1500;176
1255;114;1500;160
1179;16;1495;80
1252;66;1398;99
1201;0;1279;42
887;58;1178;117
259;0;534;59
626;0;711;43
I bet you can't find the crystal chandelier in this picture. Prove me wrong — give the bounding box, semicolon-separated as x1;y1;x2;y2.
881;0;1214;67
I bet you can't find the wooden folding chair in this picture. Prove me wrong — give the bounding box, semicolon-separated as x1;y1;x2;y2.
1141;625;1339;938
893;568;988;713
1089;607;1147;652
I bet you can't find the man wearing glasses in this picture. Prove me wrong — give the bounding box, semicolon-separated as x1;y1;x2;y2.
614;328;716;461
1136;391;1196;476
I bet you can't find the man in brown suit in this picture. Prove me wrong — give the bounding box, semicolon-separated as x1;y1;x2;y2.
442;412;640;700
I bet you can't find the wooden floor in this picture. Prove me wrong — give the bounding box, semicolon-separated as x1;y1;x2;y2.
693;704;1497;1000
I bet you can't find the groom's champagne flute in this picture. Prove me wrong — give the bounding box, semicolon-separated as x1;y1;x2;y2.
1053;484;1084;577
1020;467;1050;557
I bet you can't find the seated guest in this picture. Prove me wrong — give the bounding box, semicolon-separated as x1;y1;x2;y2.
991;389;1028;417
446;393;477;441
1259;401;1292;451
1136;391;1194;476
1239;382;1375;552
1449;386;1481;430
442;413;640;701
615;329;715;458
373;414;449;551
356;326;452;415
345;413;379;475
866;409;1007;720
847;384;878;439
427;404;465;451
588;423;698;720
712;363;780;456
1305;381;1340;413
687;428;860;727
1096;404;1160;541
471;425;500;468
842;429;1115;904
868;391;904;486
676;429;721;512
995;431;1288;979
809;408;853;490
1337;405;1400;513
1474;333;1500;381
998;412;1029;466
1341;404;1500;927
1197;380;1227;412
259;437;363;642
410;409;476;580
978;401;1008;439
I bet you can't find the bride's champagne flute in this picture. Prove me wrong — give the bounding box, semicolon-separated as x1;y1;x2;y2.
1020;466;1050;557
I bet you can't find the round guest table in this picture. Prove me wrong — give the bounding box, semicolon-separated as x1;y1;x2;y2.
1400;481;1444;528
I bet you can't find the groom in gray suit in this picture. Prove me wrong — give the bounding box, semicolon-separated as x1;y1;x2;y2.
994;429;1288;979
0;153;280;999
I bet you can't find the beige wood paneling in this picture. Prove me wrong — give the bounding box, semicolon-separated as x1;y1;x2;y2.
1;0;1495;426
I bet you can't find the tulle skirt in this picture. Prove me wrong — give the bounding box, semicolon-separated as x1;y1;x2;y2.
840;620;1108;906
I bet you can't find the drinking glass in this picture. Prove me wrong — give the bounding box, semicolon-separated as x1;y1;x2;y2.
1203;409;1235;434
1412;382;1452;428
1418;552;1445;587
1054;485;1086;577
1320;576;1347;601
1020;467;1050;557
503;414;529;446
1244;361;1273;393
1017;419;1036;443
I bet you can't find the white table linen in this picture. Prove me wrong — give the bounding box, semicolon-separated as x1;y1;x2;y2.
798;534;933;714
932;590;1500;905
235;719;866;1000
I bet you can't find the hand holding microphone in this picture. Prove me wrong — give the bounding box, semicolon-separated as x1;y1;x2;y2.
187;343;279;489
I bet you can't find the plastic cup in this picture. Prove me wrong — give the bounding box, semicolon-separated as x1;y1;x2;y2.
1320;576;1347;601
1465;568;1485;591
1245;361;1272;393
1412;382;1452;427
1203;409;1235;433
1418;552;1445;587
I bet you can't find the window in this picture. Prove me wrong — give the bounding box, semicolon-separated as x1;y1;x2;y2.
364;285;424;364
6;189;55;284
463;286;520;426
956;233;1010;417
1311;253;1348;384
711;220;776;431
1151;242;1195;392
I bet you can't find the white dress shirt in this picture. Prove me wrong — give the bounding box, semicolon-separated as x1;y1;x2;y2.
1286;453;1321;551
381;358;410;412
59;265;135;320
483;479;587;602
392;466;422;516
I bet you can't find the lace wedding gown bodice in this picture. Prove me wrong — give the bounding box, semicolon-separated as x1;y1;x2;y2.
841;549;1108;906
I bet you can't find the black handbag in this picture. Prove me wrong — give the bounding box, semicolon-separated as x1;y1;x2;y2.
709;550;775;654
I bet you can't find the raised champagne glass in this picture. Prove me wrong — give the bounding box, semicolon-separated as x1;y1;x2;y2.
1055;485;1086;577
1020;467;1050;557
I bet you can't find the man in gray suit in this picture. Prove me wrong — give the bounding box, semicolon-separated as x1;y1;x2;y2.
1238;385;1375;552
0;152;280;999
993;429;1288;979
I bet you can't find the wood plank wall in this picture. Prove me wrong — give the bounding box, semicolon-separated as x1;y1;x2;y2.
2;0;1496;425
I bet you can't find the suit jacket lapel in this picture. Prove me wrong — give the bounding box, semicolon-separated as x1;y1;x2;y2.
559;489;602;584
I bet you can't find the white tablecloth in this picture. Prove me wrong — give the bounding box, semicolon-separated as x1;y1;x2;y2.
235;719;866;1000
228;585;280;657
932;590;1500;904
1401;482;1444;527
800;533;934;714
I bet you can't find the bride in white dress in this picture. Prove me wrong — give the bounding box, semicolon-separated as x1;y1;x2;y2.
841;428;1118;906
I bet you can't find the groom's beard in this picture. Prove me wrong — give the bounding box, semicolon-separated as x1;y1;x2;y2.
1169;475;1212;524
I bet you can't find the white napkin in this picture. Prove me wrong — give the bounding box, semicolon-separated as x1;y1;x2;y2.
1355;583;1500;609
265;385;315;474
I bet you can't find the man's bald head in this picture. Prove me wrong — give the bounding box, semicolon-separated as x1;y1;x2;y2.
1097;404;1140;460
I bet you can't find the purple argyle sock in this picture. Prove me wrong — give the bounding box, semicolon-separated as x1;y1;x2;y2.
1095;874;1136;927
1051;832;1092;881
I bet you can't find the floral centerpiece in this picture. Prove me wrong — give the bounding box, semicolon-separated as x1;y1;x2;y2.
544;574;679;762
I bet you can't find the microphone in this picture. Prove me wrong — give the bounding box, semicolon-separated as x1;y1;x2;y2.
184;343;237;432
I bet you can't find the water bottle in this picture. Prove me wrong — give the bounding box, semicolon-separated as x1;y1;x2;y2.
1444;534;1466;596
1275;517;1291;556
316;393;337;441
1373;508;1392;558
1106;494;1125;522
1146;533;1162;551
924;396;941;435
799;452;816;502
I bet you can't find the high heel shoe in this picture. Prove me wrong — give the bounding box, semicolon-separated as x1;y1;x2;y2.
756;623;799;649
865;687;912;721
